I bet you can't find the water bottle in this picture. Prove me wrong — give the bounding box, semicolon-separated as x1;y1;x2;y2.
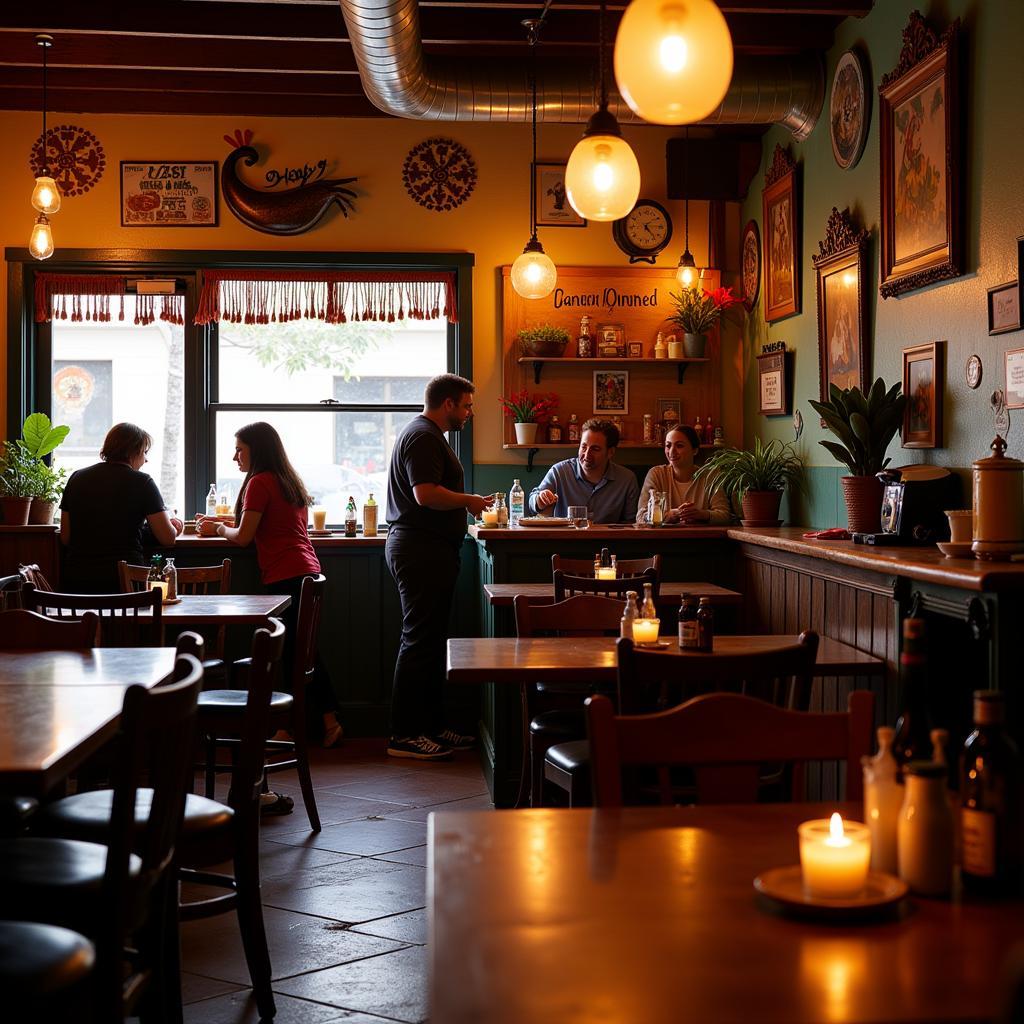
205;483;217;518
509;478;525;527
164;558;178;602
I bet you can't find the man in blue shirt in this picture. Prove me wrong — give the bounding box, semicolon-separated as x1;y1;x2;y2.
528;419;639;523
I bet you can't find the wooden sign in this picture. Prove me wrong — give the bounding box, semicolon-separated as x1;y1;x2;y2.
757;351;789;416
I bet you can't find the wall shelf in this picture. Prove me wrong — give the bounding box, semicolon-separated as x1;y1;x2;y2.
517;356;710;385
503;441;717;472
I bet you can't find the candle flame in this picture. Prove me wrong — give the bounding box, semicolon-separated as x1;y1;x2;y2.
829;812;844;840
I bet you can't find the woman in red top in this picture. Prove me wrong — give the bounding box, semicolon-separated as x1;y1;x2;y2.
197;422;343;763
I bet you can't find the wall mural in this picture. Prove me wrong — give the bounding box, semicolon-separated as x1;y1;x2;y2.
29;124;106;196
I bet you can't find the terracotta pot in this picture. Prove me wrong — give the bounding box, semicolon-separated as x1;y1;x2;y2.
0;496;32;526
514;422;539;445
740;490;783;525
841;475;884;534
29;498;55;525
683;332;708;358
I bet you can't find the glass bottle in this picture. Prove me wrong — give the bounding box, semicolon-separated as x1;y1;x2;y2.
898;761;954;896
862;726;902;875
363;493;378;537
678;594;699;650
654;332;667;359
216;489;230;516
620;591;639;639
567;414;580;442
205;483;217;518
577;315;593;358
600;547;611;568
693;415;703;442
705;416;713;446
163;557;178;602
639;582;656;620
961;690;1022;894
345;496;357;537
892;618;933;776
697;597;714;652
509;479;525;527
146;555;165;600
548;415;563;443
494;494;509;527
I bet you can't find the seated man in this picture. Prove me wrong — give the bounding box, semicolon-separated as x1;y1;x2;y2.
528;418;639;523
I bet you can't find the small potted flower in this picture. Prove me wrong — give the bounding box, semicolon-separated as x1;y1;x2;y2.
667;285;740;357
517;324;570;358
500;390;559;445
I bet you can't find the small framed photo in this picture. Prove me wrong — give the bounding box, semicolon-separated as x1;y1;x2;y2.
626;340;644;358
902;341;943;448
594;370;629;415
757;351;789;416
656;397;681;424
120;160;219;227
988;281;1021;336
534;162;586;227
1005;348;1024;410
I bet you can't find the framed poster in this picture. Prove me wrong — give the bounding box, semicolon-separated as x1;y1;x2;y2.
1005;348;1024;410
813;207;870;403
757;352;788;416
902;341;944;448
120;160;218;227
830;49;870;170
534;162;586;227
878;13;961;298
593;370;628;414
761;145;799;321
988;281;1021;336
656;397;681;425
740;219;761;312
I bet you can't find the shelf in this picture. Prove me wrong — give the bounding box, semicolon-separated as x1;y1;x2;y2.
503;441;717;472
517;356;711;385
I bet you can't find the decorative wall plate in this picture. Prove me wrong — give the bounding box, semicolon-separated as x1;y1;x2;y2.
29;124;106;196
830;50;869;170
403;137;477;212
741;219;761;311
965;353;982;390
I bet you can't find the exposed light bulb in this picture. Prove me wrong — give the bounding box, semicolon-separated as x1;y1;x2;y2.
511;241;557;300
614;0;734;125
29;213;54;260
31;174;61;214
675;249;697;288
565;131;640;222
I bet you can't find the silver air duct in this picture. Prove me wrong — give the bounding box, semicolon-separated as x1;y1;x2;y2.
339;0;824;140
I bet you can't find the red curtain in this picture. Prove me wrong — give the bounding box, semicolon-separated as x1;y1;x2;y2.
33;274;184;325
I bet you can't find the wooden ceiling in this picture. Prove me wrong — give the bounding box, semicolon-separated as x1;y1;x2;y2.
0;1;872;118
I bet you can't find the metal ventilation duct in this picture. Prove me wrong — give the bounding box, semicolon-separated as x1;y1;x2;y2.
338;0;824;140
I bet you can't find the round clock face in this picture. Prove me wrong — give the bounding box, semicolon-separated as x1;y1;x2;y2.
624;202;671;252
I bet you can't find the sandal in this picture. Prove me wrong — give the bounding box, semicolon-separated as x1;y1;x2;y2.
259;791;294;816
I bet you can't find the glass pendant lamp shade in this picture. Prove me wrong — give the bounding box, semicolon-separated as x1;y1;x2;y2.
675;249;697;288
29;213;54;260
31;174;61;215
511;239;558;300
565;119;641;222
614;0;734;124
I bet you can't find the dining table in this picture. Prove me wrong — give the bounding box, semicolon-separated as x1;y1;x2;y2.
482;581;744;607
151;593;291;627
429;802;1024;1023
0;647;177;796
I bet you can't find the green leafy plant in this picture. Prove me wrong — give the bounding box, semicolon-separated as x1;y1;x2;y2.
516;324;570;357
26;460;68;503
0;441;36;497
21;412;70;459
808;379;907;477
694;438;805;498
667;286;740;334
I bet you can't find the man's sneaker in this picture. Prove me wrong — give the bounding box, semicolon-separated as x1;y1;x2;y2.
433;728;476;751
387;735;453;760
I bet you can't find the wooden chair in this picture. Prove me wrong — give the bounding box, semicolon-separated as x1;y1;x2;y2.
18;563;55;593
552;554;662;578
0;608;99;649
0;573;24;611
514;593;624;807
0;920;95;1014
22;583;162;648
554;567;659;602
587;688;874;807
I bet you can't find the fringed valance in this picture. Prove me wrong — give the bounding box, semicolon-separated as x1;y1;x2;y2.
194;269;458;326
33;274;184;326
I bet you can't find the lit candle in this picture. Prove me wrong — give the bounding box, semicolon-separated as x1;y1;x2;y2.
481;510;499;526
632;618;660;644
596;566;617;580
151;581;168;603
798;813;871;899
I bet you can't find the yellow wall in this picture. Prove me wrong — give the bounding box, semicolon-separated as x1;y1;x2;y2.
1;111;744;461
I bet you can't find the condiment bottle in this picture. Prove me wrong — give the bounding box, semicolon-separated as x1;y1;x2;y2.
678;594;697;649
620;591;639;639
639;582;656;620
567;414;580;442
898;761;954;896
344;496;357;537
548;415;563;443
654;332;667;359
163;558;178;602
206;484;217;518
363;493;378;537
577;315;593;358
862;726;902;875
696;597;714;652
494;494;509;527
972;435;1024;560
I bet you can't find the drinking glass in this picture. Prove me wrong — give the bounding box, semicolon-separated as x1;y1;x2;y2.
568;505;590;529
311;506;327;532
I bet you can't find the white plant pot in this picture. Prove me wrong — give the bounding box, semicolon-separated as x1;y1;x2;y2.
514;422;539;445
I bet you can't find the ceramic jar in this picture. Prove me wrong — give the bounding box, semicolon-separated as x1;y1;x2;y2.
898;762;954;896
972;435;1024;560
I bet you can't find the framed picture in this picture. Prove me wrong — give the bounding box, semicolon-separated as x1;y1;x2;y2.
1005;348;1024;410
813;207;870;403
656;397;681;425
830;49;870;170
757;351;788;416
597;322;626;357
534;162;586;227
879;13;961;298
626;340;644;358
988;281;1021;336
120;160;219;227
902;341;944;448
594;370;628;415
761;145;799;321
740;220;761;312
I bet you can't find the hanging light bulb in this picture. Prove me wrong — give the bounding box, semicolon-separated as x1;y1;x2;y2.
675;247;696;288
565;0;640;222
29;213;54;261
614;0;734;125
675;127;698;289
512;19;557;300
31;175;61;216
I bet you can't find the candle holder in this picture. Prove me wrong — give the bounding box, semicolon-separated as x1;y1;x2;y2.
798;815;871;899
631;618;660;645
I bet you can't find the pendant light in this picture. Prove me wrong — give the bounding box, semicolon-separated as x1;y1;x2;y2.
564;0;640;223
30;34;58;261
614;0;734;125
675;128;697;288
511;19;557;300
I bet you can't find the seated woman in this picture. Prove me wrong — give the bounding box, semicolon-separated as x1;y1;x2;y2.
196;421;343;767
59;422;182;592
636;425;732;525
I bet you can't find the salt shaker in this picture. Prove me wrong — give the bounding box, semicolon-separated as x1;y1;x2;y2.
898;761;954;896
862;726;902;875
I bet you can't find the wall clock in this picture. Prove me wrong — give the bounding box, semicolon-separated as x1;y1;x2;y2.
612;199;673;264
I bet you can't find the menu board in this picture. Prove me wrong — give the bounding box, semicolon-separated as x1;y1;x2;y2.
120;161;218;227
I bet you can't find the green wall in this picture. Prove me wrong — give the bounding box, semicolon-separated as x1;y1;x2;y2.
741;0;1024;527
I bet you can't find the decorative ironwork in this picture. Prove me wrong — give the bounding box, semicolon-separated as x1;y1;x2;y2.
763;143;795;188
880;10;958;90
812;207;869;266
402;137;477;212
29;123;106;197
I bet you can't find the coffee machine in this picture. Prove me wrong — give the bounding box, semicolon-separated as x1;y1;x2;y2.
853;465;961;545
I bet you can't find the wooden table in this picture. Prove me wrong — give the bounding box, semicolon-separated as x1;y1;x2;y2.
447;635;885;684
483;581;743;607
0;648;177;795
157;593;290;626
429;802;1022;1023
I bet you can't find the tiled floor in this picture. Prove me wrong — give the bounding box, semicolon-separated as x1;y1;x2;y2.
180;739;493;1023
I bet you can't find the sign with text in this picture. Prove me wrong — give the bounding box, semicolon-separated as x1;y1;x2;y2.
120;161;219;227
757;351;788;415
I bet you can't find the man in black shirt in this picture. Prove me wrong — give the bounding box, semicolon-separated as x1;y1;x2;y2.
385;374;492;759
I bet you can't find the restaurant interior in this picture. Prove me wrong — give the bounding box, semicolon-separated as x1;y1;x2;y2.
0;0;1023;1021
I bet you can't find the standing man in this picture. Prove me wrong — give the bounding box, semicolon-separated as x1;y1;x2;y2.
528;418;639;523
385;374;493;760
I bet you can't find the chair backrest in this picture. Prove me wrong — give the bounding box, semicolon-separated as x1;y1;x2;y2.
118;559;232;596
514;593;625;638
174;630;205;661
616;632;820;713
552;553;662;579
0;608;99;649
0;573;24;611
18;563;54;593
587;688;874;807
553;567;660;603
22;583;162;648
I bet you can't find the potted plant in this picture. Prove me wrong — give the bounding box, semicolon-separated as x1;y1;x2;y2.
667;286;740;358
0;441;36;525
517;324;570;358
809;378;907;534
20;413;71;524
694;437;805;525
500;390;559;445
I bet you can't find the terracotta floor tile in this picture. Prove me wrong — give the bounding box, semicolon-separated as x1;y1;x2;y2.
324;772;487;807
381;791;494;823
183;990;344;1023
371;846;428;867
181;972;244;1005
258;792;415;836
350;908;428;946
269;815;428;857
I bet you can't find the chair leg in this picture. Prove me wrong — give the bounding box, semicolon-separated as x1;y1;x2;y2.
291;720;321;833
137;872;184;1024
530;733;548;808
234;829;276;1021
204;736;217;798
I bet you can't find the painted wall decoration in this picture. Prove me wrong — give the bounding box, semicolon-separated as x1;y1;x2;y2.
29;124;106;197
902;341;944;448
740;219;761;312
220;129;357;236
879;13;962;298
120;161;218;227
402;137;477;212
761;145;799;322
830;50;870;170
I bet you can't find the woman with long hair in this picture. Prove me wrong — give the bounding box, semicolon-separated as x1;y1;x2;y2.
636;425;732;525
